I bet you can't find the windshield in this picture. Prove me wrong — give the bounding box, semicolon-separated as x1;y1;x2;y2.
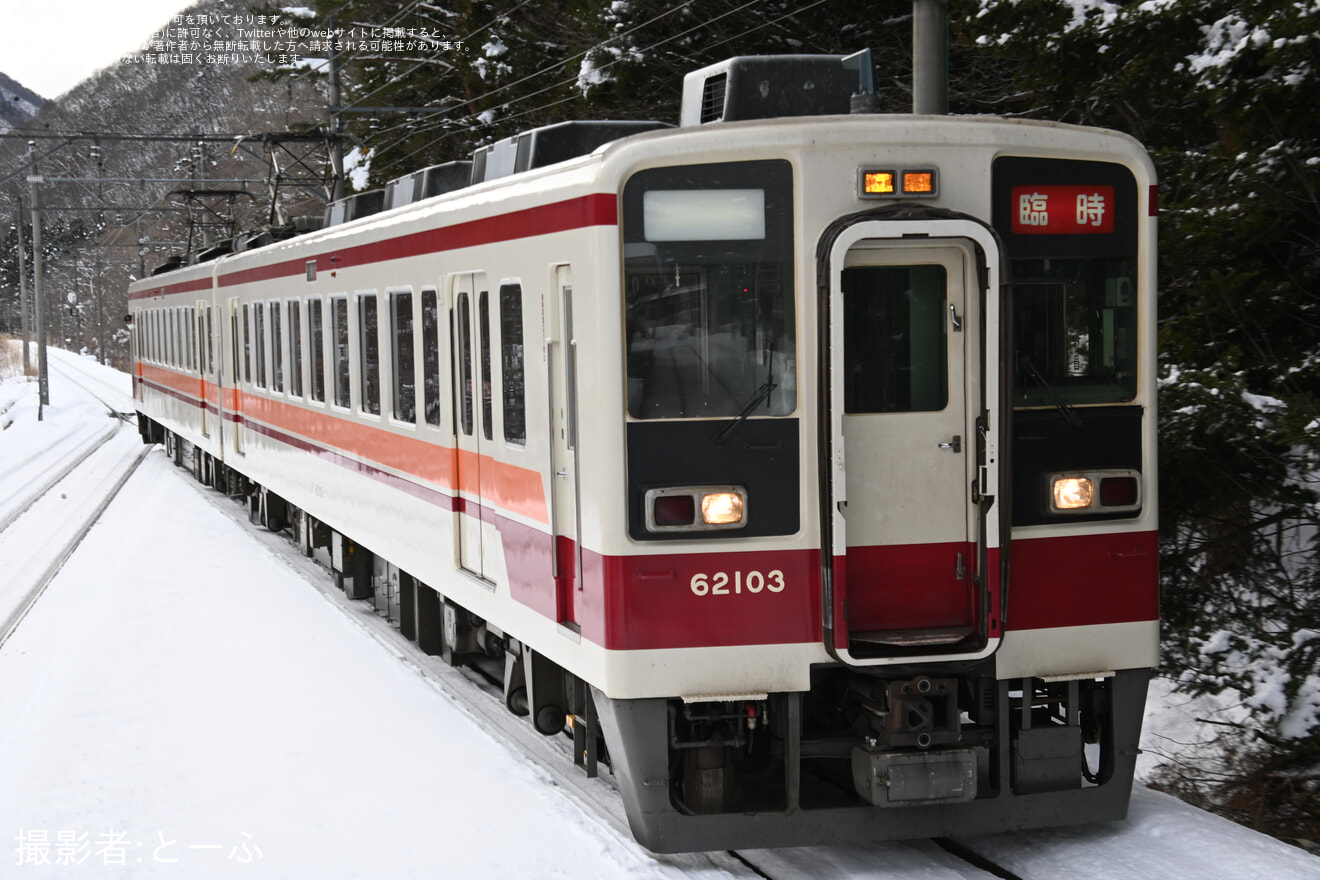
1013;257;1137;406
623;160;796;420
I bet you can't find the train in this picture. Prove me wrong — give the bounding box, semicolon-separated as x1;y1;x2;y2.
128;54;1159;852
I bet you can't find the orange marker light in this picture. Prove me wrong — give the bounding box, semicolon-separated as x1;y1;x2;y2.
862;171;896;195
902;171;936;194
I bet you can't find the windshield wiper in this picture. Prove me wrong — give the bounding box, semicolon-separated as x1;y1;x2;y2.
1019;355;1083;428
713;333;778;445
711;378;778;445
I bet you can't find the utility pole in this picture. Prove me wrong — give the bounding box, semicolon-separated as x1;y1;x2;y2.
913;0;950;116
16;192;30;374
327;12;346;201
94;135;107;364
26;142;48;414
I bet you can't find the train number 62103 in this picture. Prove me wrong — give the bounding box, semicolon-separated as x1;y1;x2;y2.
690;570;786;597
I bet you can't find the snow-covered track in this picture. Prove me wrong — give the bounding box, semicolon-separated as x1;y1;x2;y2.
46;352;137;419
0;360;151;650
0;354;135;534
0;419;119;533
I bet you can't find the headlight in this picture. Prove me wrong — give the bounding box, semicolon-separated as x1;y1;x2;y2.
645;486;748;532
1048;470;1142;515
1052;476;1094;511
701;491;744;525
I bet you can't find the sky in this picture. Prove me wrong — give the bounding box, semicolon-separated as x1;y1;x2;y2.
1;0;194;99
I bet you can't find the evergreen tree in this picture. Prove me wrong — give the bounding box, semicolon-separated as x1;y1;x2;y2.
961;0;1320;838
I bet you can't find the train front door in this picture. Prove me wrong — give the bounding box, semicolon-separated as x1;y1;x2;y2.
824;221;997;664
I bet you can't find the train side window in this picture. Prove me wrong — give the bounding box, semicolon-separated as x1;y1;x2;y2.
478;290;493;441
332;297;350;408
288;301;304;398
456;291;474;436
390;290;416;423
359;293;381;416
270;300;284;393
841;264;949;413
242;304;252;384
205;306;214;375
254;302;267;388
309;299;326;403
499;283;525;446
422;288;442;427
230;310;239;389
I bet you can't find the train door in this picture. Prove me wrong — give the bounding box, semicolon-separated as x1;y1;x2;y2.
823;220;1000;665
452;272;492;580
547;265;581;627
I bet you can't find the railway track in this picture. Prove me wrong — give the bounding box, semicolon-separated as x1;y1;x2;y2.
0;353;136;533
172;449;1024;880
0;359;150;651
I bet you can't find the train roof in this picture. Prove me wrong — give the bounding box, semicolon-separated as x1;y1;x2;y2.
129;52;1154;295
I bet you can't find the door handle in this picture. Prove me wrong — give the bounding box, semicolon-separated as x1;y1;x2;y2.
938;435;962;454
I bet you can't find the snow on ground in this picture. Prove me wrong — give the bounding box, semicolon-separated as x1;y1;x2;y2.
1;348;1317;879
0;453;679;879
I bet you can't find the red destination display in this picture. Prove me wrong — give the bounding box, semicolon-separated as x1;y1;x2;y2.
1011;184;1115;235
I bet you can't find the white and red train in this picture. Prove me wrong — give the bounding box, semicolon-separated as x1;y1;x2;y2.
129;56;1159;851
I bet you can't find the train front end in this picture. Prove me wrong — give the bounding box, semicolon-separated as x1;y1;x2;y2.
589;63;1158;852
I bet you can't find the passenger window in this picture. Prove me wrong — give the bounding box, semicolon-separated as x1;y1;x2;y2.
422;288;441;427
359;293;380;416
390;291;416;423
288;301;303;397
309;299;326;403
500;284;525;446
254;302;267;388
332;297;350;408
270;301;284;393
231;310;239;387
456;292;474;436
478;291;493;441
841;264;948;413
242;304;252;384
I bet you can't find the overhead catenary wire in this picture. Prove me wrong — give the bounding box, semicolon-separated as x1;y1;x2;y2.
360;0;766;178
341;0;707;159
365;0;833;182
